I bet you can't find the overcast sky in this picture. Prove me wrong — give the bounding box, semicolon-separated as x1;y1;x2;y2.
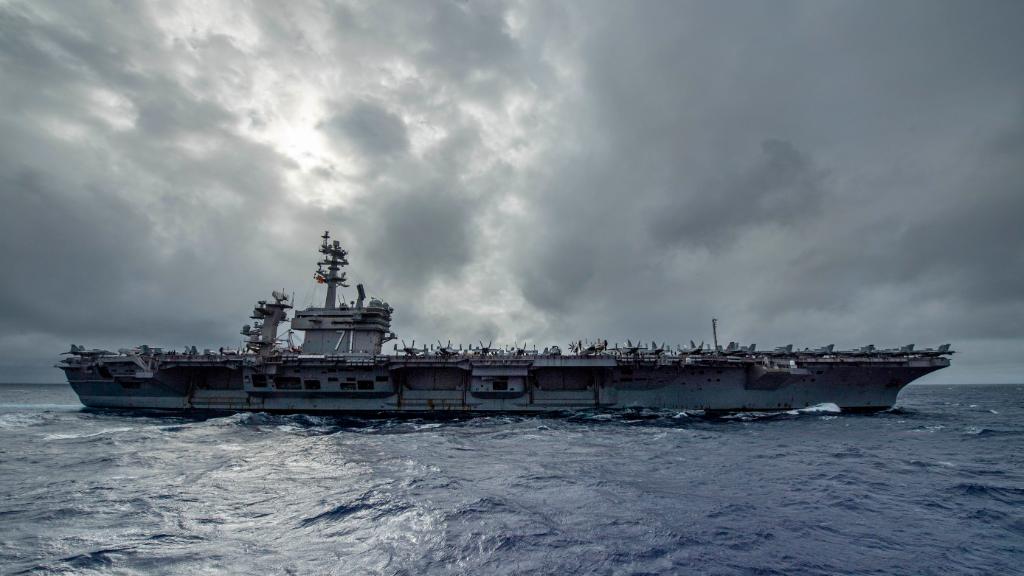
1;0;1021;383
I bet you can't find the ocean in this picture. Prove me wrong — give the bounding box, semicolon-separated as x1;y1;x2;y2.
1;383;1021;575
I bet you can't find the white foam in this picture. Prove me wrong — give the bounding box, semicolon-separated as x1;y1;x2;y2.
787;402;842;415
723;411;774;421
43;426;132;440
802;402;841;413
0;413;42;429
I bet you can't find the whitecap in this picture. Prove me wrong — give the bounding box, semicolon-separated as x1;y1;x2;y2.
0;413;43;429
43;426;133;440
792;403;841;414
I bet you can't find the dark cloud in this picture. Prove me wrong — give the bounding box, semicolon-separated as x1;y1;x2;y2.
652;139;828;249
0;0;1021;384
321;101;410;158
364;183;479;289
416;0;523;83
507;0;1024;382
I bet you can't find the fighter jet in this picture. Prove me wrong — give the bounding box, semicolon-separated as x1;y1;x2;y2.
614;340;647;357
469;340;495;356
802;344;835;356
918;344;953;356
878;344;916;356
846;344;877;356
434;340;460;358
62;344;114;357
720;342;757;356
645;341;669;358
569;339;607;356
393;340;424;357
678;341;706;355
511;341;534;356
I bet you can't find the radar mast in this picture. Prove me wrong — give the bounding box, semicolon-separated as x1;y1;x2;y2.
315;231;349;309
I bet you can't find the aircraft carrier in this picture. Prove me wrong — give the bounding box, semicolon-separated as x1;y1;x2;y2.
58;232;952;414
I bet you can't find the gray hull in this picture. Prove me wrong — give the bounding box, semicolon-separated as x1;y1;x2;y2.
62;354;948;414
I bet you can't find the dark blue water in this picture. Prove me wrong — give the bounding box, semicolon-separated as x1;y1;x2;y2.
1;384;1022;575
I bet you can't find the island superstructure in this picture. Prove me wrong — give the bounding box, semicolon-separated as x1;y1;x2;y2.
57;232;953;413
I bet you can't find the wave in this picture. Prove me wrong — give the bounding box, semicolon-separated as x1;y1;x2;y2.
298;490;410;527
949;482;1024;505
58;547;128;570
788;402;842;414
564;408;703;425
43;427;133;440
962;426;1021;437
0;412;46;429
